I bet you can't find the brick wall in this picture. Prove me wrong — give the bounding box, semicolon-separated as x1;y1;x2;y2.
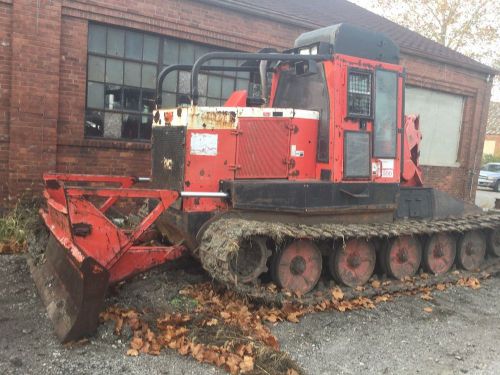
0;1;11;203
0;0;493;205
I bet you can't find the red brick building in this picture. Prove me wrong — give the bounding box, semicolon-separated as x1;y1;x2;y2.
0;0;496;204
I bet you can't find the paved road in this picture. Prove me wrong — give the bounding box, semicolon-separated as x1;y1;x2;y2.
475;188;500;209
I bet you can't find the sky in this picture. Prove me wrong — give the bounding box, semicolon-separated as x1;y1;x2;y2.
350;0;500;102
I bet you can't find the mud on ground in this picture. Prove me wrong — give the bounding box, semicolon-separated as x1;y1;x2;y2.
1;253;500;374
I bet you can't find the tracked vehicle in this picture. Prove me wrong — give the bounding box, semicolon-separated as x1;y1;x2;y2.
33;24;500;342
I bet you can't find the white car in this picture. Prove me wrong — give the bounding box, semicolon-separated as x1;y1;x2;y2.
478;162;500;192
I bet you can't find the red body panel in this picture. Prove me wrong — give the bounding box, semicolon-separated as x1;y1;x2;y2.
236;118;291;179
183;129;234;212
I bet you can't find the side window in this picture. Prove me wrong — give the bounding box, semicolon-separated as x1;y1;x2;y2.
347;71;372;118
373;70;398;158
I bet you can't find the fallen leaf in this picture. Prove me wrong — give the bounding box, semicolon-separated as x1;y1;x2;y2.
371;280;381;289
206;318;218;326
287;369;300;375
423;307;433;313
239;355;255;373
436;283;446;291
286;312;300;323
421;293;433;301
126;349;139;357
130;337;143;350
331;287;344;300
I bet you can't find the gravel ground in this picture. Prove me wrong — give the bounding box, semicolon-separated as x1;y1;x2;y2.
1;254;500;375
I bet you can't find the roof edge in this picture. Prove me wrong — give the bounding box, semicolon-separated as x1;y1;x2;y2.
194;0;498;76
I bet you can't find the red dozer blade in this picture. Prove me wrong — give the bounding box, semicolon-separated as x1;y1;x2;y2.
30;173;186;343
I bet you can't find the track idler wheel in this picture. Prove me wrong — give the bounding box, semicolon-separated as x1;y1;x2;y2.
229;237;271;283
271;240;322;295
487;228;500;257
328;239;376;287
423;233;456;275
383;235;422;280
457;231;486;271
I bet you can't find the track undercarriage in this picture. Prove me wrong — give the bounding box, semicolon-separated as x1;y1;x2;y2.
198;212;500;304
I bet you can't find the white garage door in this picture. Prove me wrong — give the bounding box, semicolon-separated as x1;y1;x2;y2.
405;87;464;167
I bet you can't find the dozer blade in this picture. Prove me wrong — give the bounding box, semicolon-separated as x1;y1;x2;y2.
29;234;109;343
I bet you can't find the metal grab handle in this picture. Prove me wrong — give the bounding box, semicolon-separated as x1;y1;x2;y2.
339;189;370;199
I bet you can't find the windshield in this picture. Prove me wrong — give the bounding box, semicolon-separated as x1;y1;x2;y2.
481;164;500;172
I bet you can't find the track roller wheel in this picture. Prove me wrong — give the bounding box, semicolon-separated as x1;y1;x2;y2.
487;228;500;257
423;233;456;275
229;237;271;283
328;239;375;287
383;235;422;280
457;231;486;271
271;240;322;295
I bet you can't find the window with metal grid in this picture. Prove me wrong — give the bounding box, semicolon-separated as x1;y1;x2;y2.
85;23;249;141
347;71;372;117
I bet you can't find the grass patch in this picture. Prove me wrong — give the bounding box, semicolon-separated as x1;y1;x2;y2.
0;198;41;254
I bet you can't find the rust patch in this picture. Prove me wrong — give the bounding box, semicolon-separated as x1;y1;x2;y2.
199;111;237;129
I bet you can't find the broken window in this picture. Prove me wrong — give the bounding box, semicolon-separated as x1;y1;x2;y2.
85;23;249;140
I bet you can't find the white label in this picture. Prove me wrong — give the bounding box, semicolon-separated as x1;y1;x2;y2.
382;169;394;178
190;133;218;156
380;159;394;178
380;159;394;169
290;145;304;157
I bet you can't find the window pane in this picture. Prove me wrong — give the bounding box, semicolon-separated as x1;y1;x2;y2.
107;28;124;57
374;70;397;158
236;78;248;91
344;132;370;178
105;84;122;110
162;70;178;92
105;58;123;84
143;34;159;62
206;98;221;106
123;87;140;110
348;72;372;117
223;59;237;78
87;82;104;108
179;43;195;64
197;97;207;106
141;65;156;89
198;74;208;97
238;72;250;80
222;77;235;99
141;90;155;113
194;45;211;61
85;110;104;137
122;113;140;139
124;62;141;87
207;75;222;98
140;115;152;139
88;24;106;54
125;31;143;60
163;40;179;65
103;112;122;138
88;55;105;82
162;92;176;108
178;71;190;94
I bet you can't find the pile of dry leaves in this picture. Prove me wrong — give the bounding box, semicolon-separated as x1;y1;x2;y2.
101;275;483;375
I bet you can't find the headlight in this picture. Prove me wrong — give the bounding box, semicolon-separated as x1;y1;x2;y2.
487;176;496;181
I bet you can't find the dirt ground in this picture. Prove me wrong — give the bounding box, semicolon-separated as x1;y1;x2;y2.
1;253;500;375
